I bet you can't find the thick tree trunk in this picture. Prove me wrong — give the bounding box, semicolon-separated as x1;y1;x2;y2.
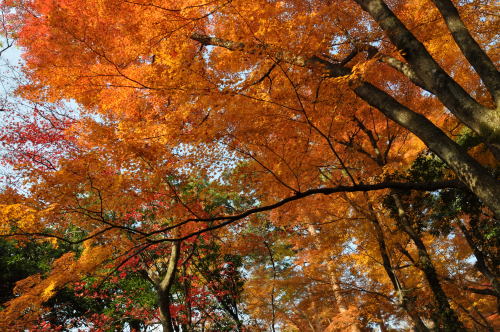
345;0;500;214
191;33;500;218
354;82;500;218
430;0;500;104
354;0;500;149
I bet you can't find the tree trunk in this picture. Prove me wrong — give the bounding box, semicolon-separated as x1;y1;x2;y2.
358;194;430;332
430;0;500;104
370;214;430;332
457;220;500;311
354;82;500;219
157;242;181;332
392;194;466;331
354;0;500;148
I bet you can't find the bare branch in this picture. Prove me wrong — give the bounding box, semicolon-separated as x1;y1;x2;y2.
145;180;466;241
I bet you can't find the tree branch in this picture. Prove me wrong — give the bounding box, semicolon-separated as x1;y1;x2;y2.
379;55;429;92
189;33;500;217
354;82;500;217
354;0;499;146
431;0;500;103
190;33;350;77
146;180;465;241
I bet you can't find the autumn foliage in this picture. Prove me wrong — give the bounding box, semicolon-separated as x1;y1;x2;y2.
0;0;499;331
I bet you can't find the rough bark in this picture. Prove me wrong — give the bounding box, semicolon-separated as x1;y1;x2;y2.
157;242;181;332
354;0;500;149
354;82;500;218
430;0;500;104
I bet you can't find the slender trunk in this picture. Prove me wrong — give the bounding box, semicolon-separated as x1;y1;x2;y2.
378;311;388;332
370;216;429;331
264;241;277;332
392;194;466;331
183;278;193;329
458;220;500;311
157;242;181;332
327;265;349;314
326;267;362;332
361;194;429;332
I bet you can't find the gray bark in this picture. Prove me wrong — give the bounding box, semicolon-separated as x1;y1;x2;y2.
157;242;181;332
353;0;500;149
431;0;500;104
354;82;500;218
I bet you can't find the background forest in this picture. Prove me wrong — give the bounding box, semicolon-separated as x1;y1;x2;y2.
0;0;498;331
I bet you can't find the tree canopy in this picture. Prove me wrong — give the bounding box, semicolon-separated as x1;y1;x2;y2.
0;0;498;330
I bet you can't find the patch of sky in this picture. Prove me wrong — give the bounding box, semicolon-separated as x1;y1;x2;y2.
172;140;242;181
329;35;348;57
341;238;358;255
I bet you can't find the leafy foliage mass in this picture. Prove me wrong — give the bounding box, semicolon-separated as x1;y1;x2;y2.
0;0;499;331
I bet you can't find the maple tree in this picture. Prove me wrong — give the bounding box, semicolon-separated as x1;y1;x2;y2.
0;0;499;330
